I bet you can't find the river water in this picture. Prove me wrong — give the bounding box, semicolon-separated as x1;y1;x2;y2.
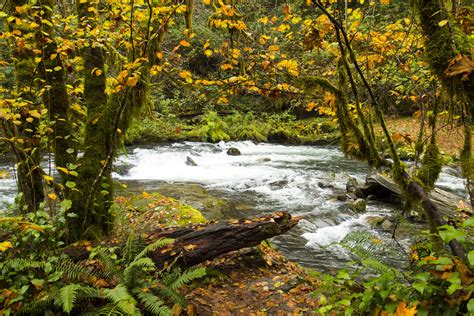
0;141;468;271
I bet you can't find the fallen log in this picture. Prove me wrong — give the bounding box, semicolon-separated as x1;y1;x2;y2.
64;211;300;268
361;173;469;220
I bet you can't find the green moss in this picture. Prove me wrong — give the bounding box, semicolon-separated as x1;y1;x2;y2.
112;193;206;233
417;143;443;190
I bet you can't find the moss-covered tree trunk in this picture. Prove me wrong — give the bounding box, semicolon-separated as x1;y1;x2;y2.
67;0;115;241
413;0;474;208
36;0;75;178
6;0;45;213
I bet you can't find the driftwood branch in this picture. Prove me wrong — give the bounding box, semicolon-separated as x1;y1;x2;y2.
64;212;300;267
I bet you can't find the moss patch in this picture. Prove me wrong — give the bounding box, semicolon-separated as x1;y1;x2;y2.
112;192;207;234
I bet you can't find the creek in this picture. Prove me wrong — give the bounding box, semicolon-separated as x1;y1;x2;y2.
0;141;468;271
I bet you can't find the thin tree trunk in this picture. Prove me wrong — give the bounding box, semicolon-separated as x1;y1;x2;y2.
6;0;45;213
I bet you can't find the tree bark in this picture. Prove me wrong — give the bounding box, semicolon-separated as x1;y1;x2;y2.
63;212;300;268
5;0;45;213
68;0;115;241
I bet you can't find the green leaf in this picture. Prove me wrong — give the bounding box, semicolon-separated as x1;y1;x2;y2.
438;225;466;243
468;251;474;267
467;298;474;313
412;281;427;294
431;257;453;265
60;199;72;211
65;181;76;189
66;148;75;154
463;217;474;228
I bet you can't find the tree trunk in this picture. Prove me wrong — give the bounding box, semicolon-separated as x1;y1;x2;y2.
6;0;45;213
36;0;75;177
67;0;115;241
63;212;300;268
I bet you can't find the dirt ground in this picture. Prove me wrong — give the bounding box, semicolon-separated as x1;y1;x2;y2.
186;245;321;315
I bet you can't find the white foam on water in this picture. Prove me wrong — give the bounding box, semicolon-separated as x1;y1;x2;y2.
303;213;374;247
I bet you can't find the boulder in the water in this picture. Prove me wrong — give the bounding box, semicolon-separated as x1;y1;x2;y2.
349;198;366;213
270;179;289;190
318;181;335;189
186;156;198;166
227;147;241;156
346;177;365;198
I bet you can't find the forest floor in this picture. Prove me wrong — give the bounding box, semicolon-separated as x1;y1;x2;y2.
384;116;471;157
186;245;321;315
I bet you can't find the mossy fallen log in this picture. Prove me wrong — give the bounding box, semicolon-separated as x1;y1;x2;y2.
64;212;300;268
362;173;469;220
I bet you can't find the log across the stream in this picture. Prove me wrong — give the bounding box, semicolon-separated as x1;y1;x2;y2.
361;173;469;220
64;211;300;268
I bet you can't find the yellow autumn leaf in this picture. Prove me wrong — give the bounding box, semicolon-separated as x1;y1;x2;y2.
0;241;13;252
127;76;139;87
380;0;390;4
48;193;57;200
394;301;416;316
43;174;54;183
29;110;41;118
204;49;213;57
438;20;448;27
203;0;211;4
180;40;191;47
268;45;280;52
179;70;193;83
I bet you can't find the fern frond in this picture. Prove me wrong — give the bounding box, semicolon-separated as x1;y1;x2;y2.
95;248;122;280
82;303;123;316
123;257;155;289
137;292;172;316
56;257;103;281
158;286;186;308
168;267;207;291
17;292;56;315
134;238;174;261
103;284;138;315
56;283;97;314
1;258;44;271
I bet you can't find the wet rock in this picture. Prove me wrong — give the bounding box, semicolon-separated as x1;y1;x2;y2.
319;123;336;134
381;219;394;231
366;216;385;228
155;183;229;220
349;198;366;213
336;194;348;202
227;147;241;156
346;177;365;198
186;156;198;166
270;179;289;190
346;177;359;193
318;182;335;189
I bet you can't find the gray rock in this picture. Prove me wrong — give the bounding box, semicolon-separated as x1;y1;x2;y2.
270;179;289;190
318;182;335;189
185;156;198;166
349;198;366;213
227;147;241;156
346;177;359;193
336;194;348;202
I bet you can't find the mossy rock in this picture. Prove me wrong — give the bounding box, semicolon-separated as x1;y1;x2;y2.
112;192;206;232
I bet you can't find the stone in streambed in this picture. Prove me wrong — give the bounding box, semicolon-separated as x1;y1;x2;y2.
227;147;241;156
186;156;198;166
349;198;366;213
